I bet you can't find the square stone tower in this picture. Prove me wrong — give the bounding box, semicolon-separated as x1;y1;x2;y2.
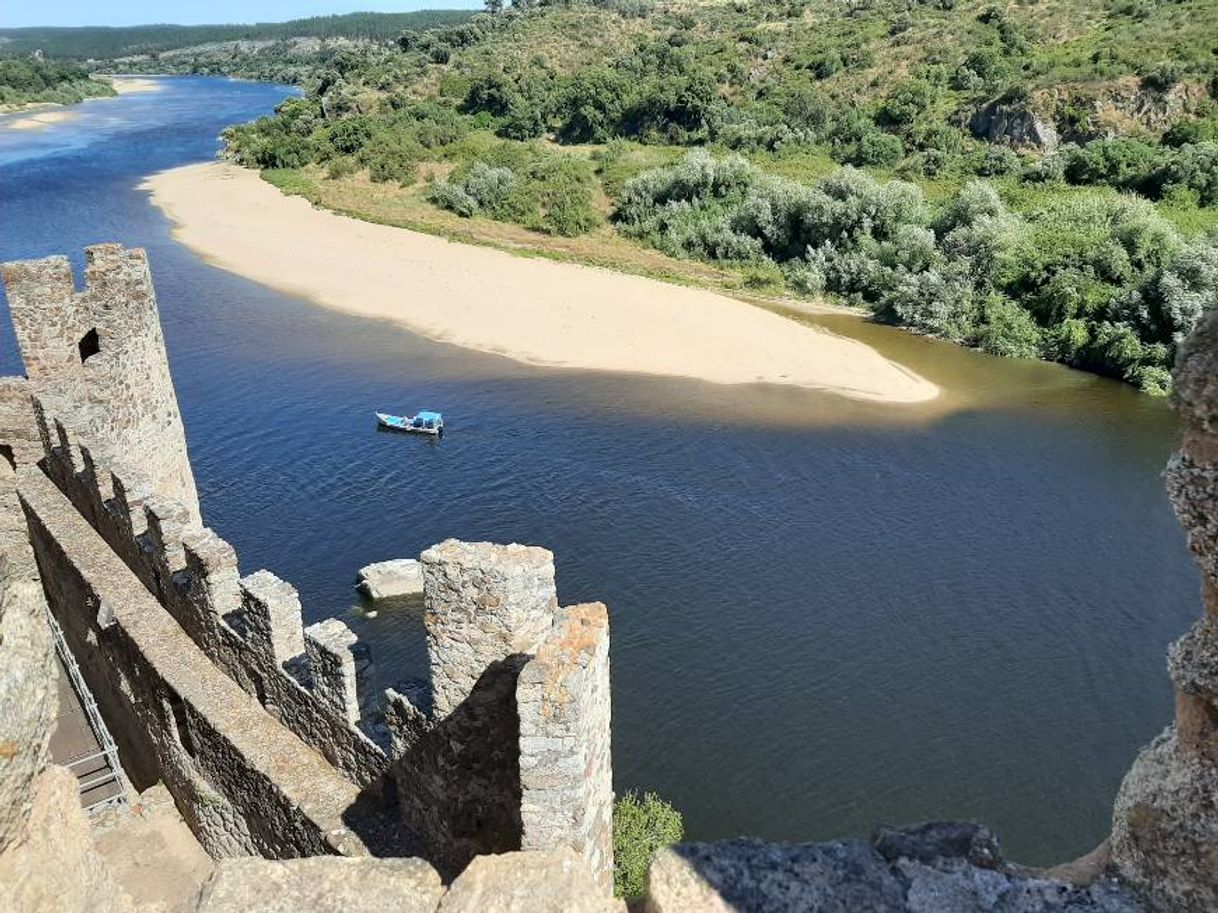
2;244;200;523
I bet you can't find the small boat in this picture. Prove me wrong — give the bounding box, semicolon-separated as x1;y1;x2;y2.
376;410;444;436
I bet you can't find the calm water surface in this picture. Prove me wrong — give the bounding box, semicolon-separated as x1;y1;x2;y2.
0;77;1199;865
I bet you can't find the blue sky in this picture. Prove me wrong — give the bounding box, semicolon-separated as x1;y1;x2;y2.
1;1;480;29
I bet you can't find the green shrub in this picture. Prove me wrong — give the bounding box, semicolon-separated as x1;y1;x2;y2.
613;791;684;901
430;147;600;236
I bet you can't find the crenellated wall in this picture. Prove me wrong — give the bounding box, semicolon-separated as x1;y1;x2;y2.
383;540;613;885
0;245;615;892
33;404;391;789
3;245;199;522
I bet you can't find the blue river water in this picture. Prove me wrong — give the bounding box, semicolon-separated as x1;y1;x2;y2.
0;76;1200;865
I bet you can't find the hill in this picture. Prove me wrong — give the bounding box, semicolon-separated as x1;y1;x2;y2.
158;0;1218;391
0;10;477;60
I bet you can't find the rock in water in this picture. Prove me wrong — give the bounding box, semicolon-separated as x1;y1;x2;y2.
357;558;424;600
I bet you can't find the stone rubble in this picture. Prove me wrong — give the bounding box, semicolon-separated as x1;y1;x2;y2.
357;558;424;599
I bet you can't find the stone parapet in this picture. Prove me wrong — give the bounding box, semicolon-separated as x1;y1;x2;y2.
17;466;379;858
3;245;200;522
35;404;390;787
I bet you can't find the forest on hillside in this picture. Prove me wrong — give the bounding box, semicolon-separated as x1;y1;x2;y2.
0;10;476;60
204;0;1217;391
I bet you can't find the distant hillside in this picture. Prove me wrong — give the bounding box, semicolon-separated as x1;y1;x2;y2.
0;9;477;60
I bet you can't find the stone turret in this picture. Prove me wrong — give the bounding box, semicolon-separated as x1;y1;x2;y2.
1110;310;1218;912
2;244;200;523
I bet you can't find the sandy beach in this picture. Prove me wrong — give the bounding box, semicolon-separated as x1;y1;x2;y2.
3;110;80;130
143;163;939;403
105;76;162;95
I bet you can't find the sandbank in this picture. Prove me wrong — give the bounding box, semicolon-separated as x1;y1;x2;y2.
105;77;162;95
3;110;80;130
142;162;939;403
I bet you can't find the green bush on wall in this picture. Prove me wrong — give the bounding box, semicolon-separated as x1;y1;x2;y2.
613;790;684;900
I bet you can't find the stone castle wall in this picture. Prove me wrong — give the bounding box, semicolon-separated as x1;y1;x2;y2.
0;245;615;890
2;245;199;522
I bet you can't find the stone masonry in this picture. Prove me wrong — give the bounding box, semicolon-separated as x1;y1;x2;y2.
2;245;200;522
1111;308;1218;912
5;241;1217;912
0;247;615;891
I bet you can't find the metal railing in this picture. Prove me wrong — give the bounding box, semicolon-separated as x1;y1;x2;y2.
44;607;129;814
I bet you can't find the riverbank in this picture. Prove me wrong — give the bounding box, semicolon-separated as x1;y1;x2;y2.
142;162;937;403
0;76;159;130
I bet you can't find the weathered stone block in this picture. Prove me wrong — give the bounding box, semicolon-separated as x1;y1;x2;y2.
358;558;424;599
645;839;906;913
194;856;444;913
438;848;621;913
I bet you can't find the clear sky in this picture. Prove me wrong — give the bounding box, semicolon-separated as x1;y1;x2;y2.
1;1;480;29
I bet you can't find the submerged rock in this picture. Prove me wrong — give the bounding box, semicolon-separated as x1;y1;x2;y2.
357;558;424;600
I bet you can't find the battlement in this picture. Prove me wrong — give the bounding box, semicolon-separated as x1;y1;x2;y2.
3;245;200;523
0;245;612;888
35;401;390;786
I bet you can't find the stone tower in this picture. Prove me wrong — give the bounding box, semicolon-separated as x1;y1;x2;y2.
2;244;200;523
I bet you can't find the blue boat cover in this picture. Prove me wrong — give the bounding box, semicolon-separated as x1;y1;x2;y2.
417;411;443;422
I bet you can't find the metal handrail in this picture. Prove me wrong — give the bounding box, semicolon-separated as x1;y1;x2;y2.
44;607;129;813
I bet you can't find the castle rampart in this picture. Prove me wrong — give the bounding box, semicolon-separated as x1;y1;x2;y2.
3;245;200;522
13;240;1213;911
0;245;615;892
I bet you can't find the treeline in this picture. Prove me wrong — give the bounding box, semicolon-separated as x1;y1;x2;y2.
0;10;475;60
226;98;602;237
617;152;1217;393
0;56;114;107
222;0;1218;393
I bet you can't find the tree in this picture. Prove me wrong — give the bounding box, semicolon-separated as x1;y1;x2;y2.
485;0;504;12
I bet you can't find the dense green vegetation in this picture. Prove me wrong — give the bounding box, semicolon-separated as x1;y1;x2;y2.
0;11;476;59
0;56;114;107
612;791;684;900
220;0;1218;392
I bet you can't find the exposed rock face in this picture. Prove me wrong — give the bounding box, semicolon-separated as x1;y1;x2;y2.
0;767;139;913
1111;308;1218;911
0;551;54;853
646;825;1143;913
358;558;424;599
970;99;1060;152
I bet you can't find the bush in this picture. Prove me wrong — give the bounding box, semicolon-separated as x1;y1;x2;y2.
430;147;600;236
613;791;684;900
1140;60;1184;92
359;133;423;184
976;296;1042;357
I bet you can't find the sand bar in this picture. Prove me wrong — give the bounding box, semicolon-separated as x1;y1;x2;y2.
143;163;939;403
3;110;79;131
105;76;162;95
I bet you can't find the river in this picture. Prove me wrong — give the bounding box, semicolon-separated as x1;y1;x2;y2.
0;76;1199;865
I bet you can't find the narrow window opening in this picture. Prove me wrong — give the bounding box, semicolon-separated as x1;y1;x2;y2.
167;692;196;758
78;328;100;364
0;445;13;470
